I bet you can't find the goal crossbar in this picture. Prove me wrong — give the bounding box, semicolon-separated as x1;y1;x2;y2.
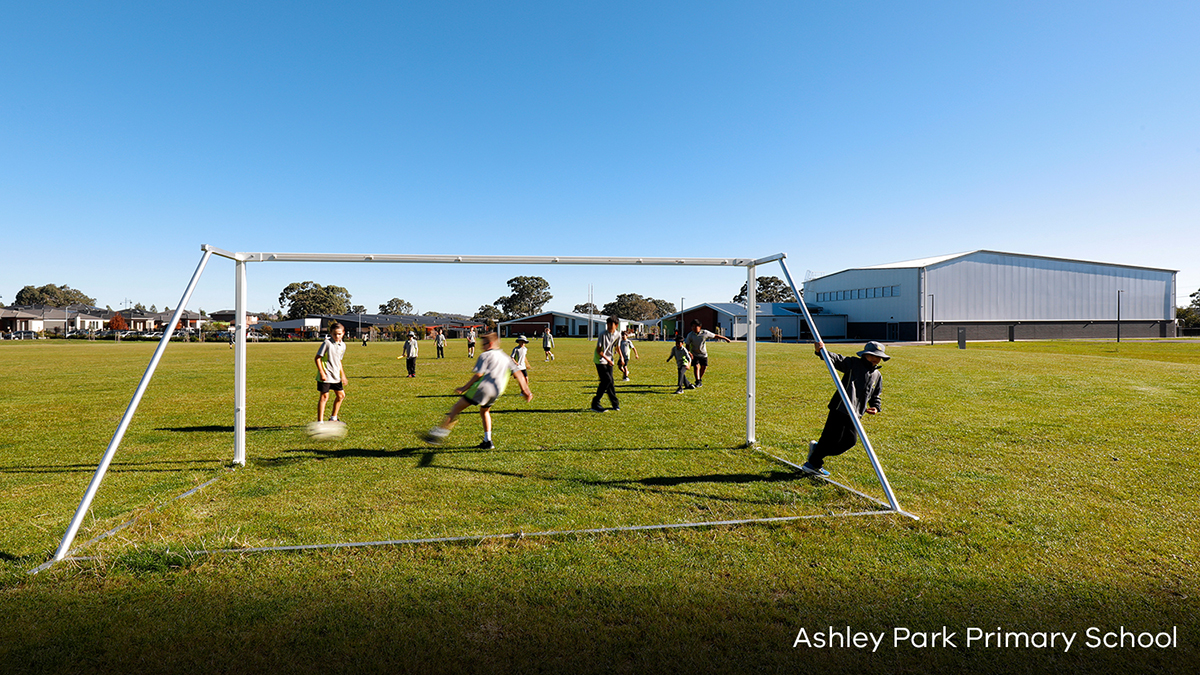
47;244;911;565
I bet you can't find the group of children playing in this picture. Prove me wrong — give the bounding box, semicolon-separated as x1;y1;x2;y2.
312;319;892;477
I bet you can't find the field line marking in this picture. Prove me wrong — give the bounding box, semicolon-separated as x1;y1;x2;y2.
97;510;904;559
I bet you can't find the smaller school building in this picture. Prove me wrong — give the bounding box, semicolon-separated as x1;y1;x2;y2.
657;303;847;341
499;311;622;339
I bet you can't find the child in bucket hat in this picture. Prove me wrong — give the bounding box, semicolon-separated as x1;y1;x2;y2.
802;341;891;477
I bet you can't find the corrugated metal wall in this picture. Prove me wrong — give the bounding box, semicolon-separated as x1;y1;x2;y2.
803;268;922;322
926;252;1173;321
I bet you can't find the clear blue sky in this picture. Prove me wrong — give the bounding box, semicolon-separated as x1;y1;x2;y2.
3;2;1197;316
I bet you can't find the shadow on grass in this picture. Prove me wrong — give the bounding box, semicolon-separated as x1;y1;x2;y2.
0;460;224;474
3;567;1195;675
489;408;593;414
274;444;730;464
347;375;412;379
422;463;818;508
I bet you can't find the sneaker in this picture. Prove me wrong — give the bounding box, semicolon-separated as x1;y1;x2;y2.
695;379;703;387
477;440;494;450
613;406;621;412
591;405;606;413
622;376;630;381
675;388;684;394
685;384;695;390
800;462;830;477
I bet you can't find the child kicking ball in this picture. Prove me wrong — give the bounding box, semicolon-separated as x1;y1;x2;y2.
422;331;532;450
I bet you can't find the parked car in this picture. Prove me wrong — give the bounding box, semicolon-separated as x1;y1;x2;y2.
11;330;41;340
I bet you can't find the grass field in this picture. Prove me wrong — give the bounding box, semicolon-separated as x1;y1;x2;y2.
1;337;1197;674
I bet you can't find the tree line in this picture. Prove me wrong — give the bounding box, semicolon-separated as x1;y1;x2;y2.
27;276;1200;328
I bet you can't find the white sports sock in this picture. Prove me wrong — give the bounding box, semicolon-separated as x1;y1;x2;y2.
484;431;492;441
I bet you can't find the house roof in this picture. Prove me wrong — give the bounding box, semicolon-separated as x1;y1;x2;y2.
499;310;646;326
311;313;481;327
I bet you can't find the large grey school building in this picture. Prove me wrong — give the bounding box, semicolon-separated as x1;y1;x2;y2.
803;250;1178;342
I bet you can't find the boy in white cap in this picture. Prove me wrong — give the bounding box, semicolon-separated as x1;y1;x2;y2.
422;331;532;450
511;335;530;382
802;340;891;477
403;331;419;377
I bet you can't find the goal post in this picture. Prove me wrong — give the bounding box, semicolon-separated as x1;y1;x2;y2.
48;244;911;564
776;258;911;517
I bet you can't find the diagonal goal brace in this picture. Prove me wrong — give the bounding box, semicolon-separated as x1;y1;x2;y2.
42;246;917;570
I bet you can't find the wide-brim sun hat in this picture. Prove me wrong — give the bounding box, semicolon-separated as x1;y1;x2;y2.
857;341;891;360
515;335;529;343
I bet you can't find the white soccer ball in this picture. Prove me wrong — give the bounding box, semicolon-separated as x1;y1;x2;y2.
306;420;347;441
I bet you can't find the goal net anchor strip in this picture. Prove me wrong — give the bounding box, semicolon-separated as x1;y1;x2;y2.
44;245;916;568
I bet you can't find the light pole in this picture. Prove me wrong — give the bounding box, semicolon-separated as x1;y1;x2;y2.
1117;290;1124;343
928;294;935;345
680;297;685;340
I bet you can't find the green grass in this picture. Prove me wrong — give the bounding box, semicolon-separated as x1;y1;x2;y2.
1;338;1198;674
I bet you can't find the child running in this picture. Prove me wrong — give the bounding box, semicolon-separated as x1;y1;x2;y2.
618;330;639;381
510;334;530;382
422;331;532;450
802;341;890;477
542;327;555;361
666;336;694;394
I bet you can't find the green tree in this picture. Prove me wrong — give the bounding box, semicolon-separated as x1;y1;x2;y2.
351;304;366;314
378;298;414;315
601;293;657;321
278;282;352;319
650;298;676;318
473;304;504;323
495;276;552;319
1178;288;1200;328
15;284;96;307
732;276;796;304
573;302;599;315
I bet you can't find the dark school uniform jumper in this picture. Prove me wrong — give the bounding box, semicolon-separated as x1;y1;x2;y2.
808;351;882;471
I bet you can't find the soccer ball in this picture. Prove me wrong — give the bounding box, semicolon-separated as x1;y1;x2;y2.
306;420;347;441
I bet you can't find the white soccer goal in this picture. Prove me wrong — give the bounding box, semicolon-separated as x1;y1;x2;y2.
47;244;915;566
